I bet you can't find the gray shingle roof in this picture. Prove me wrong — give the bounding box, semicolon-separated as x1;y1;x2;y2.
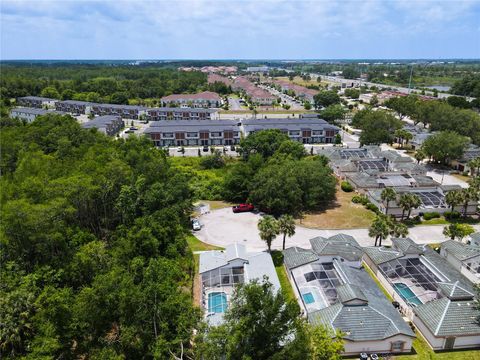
363;246;403;265
144;120;239;134
413;298;480;337
282;247;319;270
309;234;363;262
308;263;415;341
392;238;424;255
437;282;475;300
242;118;339;132
336;283;368;304
441;240;480;261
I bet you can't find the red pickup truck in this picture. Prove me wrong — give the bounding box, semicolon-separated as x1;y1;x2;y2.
232;203;254;213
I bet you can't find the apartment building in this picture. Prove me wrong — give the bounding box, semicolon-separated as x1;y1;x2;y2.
82;115;124;136
144;120;241;147
207;73;233;86
90;104;147;119
55;100;93;115
274;79;318;103
241;118;340;144
233;76;276;105
161;91;223;108
145;107;218;121
17;96;57;109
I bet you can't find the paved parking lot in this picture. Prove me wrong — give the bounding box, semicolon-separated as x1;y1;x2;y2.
194;208;480;252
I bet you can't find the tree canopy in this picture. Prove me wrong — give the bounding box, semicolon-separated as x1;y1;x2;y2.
0;114;200;359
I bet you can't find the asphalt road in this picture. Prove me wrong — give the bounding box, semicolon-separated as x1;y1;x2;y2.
227;97;243;110
194;208;480;252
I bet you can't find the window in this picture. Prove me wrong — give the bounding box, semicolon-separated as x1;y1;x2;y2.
186;132;198;138
391;341;404;352
211;132;222;137
289;131;300;136
312;130;323;135
162;133;174;138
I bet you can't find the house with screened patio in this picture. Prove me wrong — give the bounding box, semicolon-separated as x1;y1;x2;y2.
198;243;280;325
283;234;415;355
363;238;480;350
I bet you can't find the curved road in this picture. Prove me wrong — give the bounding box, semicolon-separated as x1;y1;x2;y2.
195;208;480;252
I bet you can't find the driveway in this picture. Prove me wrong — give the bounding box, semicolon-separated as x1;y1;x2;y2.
228;97;242;110
194;208;480;252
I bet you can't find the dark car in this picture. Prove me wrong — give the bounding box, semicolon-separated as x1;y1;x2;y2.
232;203;254;213
360;354;368;360
202;145;209;152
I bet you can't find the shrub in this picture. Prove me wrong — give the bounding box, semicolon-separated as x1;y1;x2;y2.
341;181;354;192
423;212;440;220
352;194;369;205
365;203;380;214
444;211;461;220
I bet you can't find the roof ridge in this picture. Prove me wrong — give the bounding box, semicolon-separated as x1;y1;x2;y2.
434;298;451;336
369;305;400;335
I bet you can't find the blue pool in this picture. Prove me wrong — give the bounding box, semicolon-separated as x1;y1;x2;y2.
393;283;423;306
302;292;315;304
208;292;228;313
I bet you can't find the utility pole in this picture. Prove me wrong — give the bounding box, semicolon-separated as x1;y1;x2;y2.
407;64;414;94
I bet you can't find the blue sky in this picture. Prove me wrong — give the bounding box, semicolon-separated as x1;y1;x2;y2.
1;0;479;59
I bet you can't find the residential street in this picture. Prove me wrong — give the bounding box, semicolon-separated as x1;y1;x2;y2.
194;207;480;252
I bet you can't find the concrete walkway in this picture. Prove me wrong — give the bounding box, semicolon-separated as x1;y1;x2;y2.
195;208;480;252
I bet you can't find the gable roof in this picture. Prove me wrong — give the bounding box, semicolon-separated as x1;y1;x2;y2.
199;243;248;273
437;282;475;300
282;247;319;270
413;297;480;337
337;283;368;304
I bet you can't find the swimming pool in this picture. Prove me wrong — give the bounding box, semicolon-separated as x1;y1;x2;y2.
393;283;423;306
302;292;315;304
208;292;228;313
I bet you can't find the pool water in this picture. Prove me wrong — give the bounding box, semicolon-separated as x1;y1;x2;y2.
393;283;423;306
208;292;228;313
302;292;315;304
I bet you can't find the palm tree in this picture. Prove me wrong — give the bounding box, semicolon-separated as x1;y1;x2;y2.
459;188;474;218
381;188;397;215
390;222;409;238
414;149;426;164
257;215;280;252
407;194;421;219
467;158;480;177
443;223;475;241
445;190;462;212
398;193;411;220
278;214;296;250
369;216;390;247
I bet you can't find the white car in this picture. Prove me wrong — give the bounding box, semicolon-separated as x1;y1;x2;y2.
192;219;201;231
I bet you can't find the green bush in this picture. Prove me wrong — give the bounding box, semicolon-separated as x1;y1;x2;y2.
444;211;461;220
423;212;440;220
365;203;380;214
352;194;369;205
341;181;354;192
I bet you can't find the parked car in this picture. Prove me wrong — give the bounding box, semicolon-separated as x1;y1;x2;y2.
177;147;183;152
230;145;236;151
202;145;209;152
232;203;254;213
191;219;201;231
360;354;368;360
130;126;138;131
370;354;379;360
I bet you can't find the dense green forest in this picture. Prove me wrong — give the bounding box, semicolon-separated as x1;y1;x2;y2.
0;114;200;358
0;65;209;105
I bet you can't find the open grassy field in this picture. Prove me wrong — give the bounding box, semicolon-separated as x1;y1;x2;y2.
299;187;376;229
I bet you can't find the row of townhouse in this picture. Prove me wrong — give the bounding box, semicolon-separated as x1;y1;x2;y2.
144;120;241;147
160;91;223;108
232;76;276;105
10;107;65;123
207;73;233;86
18;97;220;120
81;115;124;136
17;96;57;109
53;100;219;120
144;118;340;147
273;79;318;103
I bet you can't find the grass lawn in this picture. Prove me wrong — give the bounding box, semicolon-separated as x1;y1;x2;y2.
395;331;480;360
451;173;471;183
186;233;223;252
198;200;234;210
271;250;297;304
299;187;376;229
